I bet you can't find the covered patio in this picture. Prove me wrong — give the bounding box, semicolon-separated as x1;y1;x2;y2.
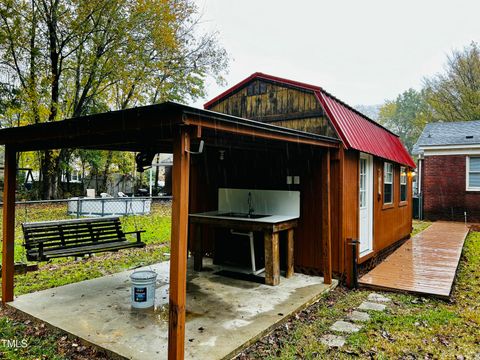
0;102;339;359
10;259;336;359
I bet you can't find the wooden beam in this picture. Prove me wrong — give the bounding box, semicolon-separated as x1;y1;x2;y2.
184;117;339;149
286;229;294;278
168;128;190;360
2;146;16;304
321;150;332;284
264;231;280;286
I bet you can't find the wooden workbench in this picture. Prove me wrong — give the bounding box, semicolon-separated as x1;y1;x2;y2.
189;213;298;286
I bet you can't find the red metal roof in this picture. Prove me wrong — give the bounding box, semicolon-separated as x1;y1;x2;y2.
204;72;416;168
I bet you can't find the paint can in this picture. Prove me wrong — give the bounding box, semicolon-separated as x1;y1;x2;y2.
130;270;157;309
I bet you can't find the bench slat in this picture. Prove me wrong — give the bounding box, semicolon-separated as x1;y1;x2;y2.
22;216;121;228
25;234;128;251
24;227;122;244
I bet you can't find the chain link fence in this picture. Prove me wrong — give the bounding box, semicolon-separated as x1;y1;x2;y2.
2;196;172;221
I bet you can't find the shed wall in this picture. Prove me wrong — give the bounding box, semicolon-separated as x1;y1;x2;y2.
371;158;413;256
342;151;413;268
208;79;337;138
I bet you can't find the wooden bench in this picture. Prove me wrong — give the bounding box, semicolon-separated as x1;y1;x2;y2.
22;216;146;262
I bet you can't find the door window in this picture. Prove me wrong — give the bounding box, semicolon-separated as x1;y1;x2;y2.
360;158;366;207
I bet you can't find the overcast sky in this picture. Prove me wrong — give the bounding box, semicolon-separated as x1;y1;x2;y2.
192;0;479;108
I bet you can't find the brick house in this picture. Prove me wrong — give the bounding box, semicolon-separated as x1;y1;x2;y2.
413;121;480;222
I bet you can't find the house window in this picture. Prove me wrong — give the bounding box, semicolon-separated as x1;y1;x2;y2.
467;156;480;190
400;166;407;202
384;162;393;204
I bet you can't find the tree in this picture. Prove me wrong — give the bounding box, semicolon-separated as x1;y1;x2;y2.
0;0;228;198
424;42;480;121
378;89;431;152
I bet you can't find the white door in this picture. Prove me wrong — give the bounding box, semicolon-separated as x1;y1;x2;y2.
359;153;373;256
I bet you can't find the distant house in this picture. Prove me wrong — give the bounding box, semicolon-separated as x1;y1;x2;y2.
413;121;480;222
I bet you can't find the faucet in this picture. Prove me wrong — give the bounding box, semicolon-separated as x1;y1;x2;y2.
247;192;254;217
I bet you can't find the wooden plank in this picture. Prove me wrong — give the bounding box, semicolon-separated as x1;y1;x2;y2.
22;216;121;228
321;150;332;284
342;150;359;288
286;229;294;278
359;222;469;298
2;146;16;304
168;128;191;360
264;231;280;286
39;241;144;257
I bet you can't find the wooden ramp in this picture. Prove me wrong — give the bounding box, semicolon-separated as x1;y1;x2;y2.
359;222;469;298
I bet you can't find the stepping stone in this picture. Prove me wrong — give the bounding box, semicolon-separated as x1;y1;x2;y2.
330;320;362;333
347;310;370;322
358;301;386;312
368;293;391;303
320;334;345;347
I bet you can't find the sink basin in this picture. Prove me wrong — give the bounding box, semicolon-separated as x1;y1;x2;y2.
218;212;271;219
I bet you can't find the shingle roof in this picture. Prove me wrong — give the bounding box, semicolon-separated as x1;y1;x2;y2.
412;120;480;155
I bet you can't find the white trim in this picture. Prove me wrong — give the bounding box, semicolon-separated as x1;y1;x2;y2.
359;153;373;256
420;144;480;150
424;148;480;156
466;156;480;191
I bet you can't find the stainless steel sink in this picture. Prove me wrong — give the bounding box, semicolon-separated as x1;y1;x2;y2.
218;212;270;219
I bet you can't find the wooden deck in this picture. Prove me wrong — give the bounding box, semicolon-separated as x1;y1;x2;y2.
359;222;469;298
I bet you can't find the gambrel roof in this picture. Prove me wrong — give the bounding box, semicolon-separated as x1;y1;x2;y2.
205;72;416;168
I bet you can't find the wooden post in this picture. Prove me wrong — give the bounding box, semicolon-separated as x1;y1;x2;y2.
321;150;332;285
168;128;190;360
2;146;16;304
286;229;294;278
264;231;280;286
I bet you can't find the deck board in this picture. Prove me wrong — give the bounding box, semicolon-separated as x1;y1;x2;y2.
359;222;469;298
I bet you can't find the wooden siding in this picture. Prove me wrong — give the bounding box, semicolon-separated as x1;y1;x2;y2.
370;159;413;255
341;150;360;285
209;79;337;138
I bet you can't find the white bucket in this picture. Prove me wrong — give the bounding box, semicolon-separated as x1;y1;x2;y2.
130;270;157;309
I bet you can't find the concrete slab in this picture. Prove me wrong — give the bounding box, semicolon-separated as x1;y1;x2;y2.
330;320;362;333
358;301;386;312
367;293;391;303
320;334;345;347
346;310;370;322
9;259;337;360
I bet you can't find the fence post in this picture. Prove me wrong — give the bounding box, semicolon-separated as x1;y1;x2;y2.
77;198;81;218
101;199;105;217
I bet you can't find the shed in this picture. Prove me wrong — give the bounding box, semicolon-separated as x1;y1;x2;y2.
413;120;480;222
204;72;415;278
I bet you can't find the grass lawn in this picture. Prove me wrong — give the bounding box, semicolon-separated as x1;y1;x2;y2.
237;222;480;359
1;214;479;359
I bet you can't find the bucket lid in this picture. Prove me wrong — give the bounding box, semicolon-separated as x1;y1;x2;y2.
130;270;157;281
